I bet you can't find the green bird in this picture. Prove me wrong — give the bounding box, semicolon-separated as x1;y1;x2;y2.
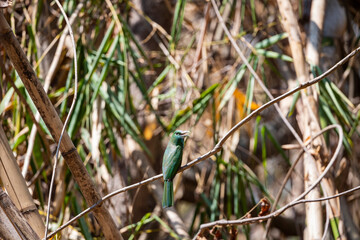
162;130;189;208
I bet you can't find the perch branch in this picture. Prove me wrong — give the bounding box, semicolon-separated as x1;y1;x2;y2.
264;125;343;236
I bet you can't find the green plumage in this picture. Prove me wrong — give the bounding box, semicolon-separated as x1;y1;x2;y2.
162;130;189;208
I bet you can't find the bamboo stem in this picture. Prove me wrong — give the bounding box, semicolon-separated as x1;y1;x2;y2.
276;0;324;238
0;125;45;238
0;188;40;240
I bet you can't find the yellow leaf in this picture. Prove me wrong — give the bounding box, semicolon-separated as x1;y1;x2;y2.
233;89;259;119
144;122;157;140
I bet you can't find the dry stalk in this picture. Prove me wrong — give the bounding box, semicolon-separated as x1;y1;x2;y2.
306;0;343;238
0;125;45;238
276;0;326;238
0;188;40;240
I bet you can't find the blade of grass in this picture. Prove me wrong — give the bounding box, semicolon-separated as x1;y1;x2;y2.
255;49;293;62
169;0;186;50
167;83;218;132
261;125;267;182
245;56;258;115
219;55;253;110
265;126;290;165
254;33;288;49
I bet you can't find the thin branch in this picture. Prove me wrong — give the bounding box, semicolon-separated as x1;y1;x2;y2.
210;0;307;155
46;39;360;237
194;185;360;238
264;125;343;236
194;124;343;238
22;2;83;178
44;1;79;238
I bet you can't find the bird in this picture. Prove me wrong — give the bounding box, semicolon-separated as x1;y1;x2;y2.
162;130;189;208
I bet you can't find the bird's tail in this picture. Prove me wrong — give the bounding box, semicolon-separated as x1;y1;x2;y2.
162;180;173;208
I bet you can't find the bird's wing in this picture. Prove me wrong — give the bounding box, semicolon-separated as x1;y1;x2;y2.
162;144;182;180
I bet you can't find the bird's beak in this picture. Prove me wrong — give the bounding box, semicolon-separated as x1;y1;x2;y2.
179;130;190;137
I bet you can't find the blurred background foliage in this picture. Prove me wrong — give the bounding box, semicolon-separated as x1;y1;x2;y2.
1;0;360;239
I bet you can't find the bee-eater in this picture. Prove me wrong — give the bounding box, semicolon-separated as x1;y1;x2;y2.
162;130;189;208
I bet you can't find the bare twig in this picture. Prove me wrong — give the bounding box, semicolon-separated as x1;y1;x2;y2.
264;125;342;236
276;0;328;238
128;1;171;41
44;1;79;238
210;0;308;155
22;2;83;178
194;124;343;238
46;40;360;238
191;1;210;77
194;184;360;238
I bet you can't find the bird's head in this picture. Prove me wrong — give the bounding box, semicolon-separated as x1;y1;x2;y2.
170;130;189;145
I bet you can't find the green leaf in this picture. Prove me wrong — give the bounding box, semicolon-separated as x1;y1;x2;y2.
226;162;232;218
103;112;121;156
287;91;300;117
122;214;155;233
323;80;352;126
255;49;293;62
254;33;288;49
245;56;258;115
319;96;352;153
330;217;340;239
147;65;171;95
219;55;252;110
167;83;218;132
210;176;221;221
11;133;27;150
99;138;113;175
99;83;152;156
153;215;180;239
86;21;115;82
250;0;257;28
261;125;267;181
265;127;290;165
128;43;166;129
0;87;14;114
170;0;187;50
71;197;93;240
253;115;261;154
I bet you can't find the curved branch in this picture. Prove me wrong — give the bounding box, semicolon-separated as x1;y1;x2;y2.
194;185;360;238
264;125;344;236
194;124;344;237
